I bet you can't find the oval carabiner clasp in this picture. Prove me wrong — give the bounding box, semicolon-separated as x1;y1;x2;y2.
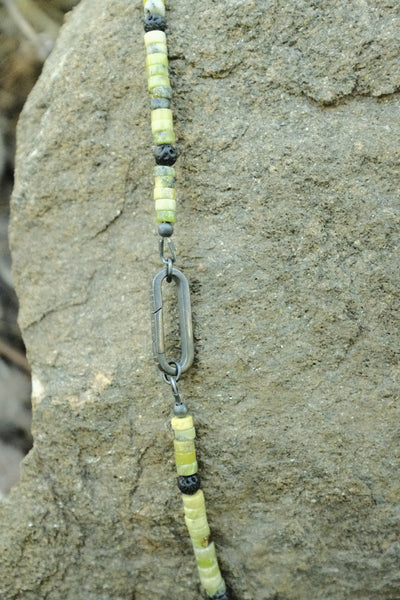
151;267;194;376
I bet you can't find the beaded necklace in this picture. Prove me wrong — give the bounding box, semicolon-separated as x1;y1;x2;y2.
142;2;229;599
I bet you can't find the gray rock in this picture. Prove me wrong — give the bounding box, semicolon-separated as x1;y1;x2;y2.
0;440;24;497
1;0;399;598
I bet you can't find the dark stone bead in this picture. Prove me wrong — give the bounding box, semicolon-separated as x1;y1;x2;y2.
211;593;230;600
177;474;201;495
154;144;178;166
151;97;171;110
143;14;167;32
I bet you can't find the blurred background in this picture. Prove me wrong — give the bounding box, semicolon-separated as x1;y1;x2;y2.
0;0;79;496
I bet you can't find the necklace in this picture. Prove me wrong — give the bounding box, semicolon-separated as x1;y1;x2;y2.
143;1;229;599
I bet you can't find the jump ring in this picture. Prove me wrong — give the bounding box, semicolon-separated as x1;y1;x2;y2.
162;360;182;384
166;257;173;282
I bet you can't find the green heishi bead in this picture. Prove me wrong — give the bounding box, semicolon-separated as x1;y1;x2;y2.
174;440;195;453
176;460;198;476
175;452;196;466
155;175;175;188
175;451;197;465
185;515;210;535
185;518;210;547
153;130;175;145
156;210;176;223
185;514;209;532
151;86;173;99
198;562;221;581
181;490;205;509
200;570;225;598
154;165;175;177
147;64;168;77
184;505;207;520
194;542;218;569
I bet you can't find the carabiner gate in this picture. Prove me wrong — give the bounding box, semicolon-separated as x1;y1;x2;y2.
151;267;194;376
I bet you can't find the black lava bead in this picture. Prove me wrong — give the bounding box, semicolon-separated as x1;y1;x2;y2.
177;474;201;495
143;14;167;32
154;144;178;166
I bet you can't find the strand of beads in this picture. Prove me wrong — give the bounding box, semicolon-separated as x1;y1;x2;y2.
143;0;177;224
172;414;228;599
143;2;229;598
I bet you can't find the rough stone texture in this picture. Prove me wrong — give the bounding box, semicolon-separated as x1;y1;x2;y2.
1;1;400;598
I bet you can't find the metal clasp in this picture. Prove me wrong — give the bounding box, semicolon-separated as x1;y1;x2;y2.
151;267;194;376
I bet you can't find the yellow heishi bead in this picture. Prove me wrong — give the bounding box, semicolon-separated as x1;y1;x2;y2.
156;210;176;223
144;31;167;47
174;426;196;441
155;198;176;212
153;130;176;144
154;186;175;200
176;460;198;476
194;542;218;569
182;490;205;509
151;107;173;121
154;131;175;147
172;415;194;431
148;75;171;91
151;108;173;132
146;53;168;68
143;0;166;16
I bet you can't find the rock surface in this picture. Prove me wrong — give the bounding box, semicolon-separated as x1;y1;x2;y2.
1;0;400;598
